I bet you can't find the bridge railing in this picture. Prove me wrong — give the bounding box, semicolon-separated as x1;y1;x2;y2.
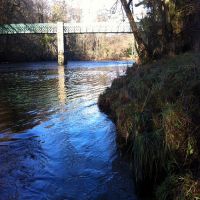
0;23;57;34
0;22;132;34
64;22;132;33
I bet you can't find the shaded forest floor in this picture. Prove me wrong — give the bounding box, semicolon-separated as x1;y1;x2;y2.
98;52;200;199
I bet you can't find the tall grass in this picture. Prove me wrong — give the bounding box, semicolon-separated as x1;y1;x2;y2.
132;130;166;183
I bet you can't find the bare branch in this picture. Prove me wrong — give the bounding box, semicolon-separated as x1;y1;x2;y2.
127;0;133;7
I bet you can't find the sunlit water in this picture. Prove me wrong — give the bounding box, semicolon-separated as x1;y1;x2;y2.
0;61;137;200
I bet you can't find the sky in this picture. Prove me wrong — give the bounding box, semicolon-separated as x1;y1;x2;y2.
48;0;145;23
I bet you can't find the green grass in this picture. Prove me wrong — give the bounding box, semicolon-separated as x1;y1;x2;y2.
98;52;200;199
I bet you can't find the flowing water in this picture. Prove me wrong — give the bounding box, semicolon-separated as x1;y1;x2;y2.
0;61;137;200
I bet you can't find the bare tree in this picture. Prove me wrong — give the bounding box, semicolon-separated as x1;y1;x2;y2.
120;0;150;60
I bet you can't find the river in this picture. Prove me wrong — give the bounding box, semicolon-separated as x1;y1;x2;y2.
0;61;137;200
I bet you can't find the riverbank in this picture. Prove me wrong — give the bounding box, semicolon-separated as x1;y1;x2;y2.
98;52;200;199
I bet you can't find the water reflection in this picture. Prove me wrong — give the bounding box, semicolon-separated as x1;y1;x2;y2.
0;61;137;199
0;70;59;133
58;65;67;107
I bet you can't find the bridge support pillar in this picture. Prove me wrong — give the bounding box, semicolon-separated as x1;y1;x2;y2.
57;22;66;65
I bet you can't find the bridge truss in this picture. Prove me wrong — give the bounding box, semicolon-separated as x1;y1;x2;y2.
0;22;132;34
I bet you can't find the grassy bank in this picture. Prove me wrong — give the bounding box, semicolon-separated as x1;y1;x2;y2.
98;52;200;199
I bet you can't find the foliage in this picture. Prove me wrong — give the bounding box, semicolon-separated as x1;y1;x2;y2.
0;0;56;62
98;52;200;198
69;34;134;61
156;174;200;200
120;0;200;62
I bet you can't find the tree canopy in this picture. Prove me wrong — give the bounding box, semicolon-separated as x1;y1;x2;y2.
120;0;200;62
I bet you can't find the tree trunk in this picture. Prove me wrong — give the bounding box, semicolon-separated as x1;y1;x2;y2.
120;0;151;61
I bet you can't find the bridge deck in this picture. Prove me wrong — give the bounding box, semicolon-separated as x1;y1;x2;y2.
0;23;132;34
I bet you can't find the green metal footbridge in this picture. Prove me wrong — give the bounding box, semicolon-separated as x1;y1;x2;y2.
0;22;132;64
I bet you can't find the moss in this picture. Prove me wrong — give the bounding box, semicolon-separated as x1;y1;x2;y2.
98;52;200;199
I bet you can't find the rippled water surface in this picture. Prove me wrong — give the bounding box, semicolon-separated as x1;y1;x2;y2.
0;61;137;200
